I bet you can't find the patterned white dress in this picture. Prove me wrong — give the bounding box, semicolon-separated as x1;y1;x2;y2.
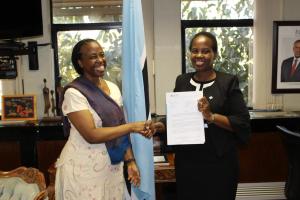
55;80;126;200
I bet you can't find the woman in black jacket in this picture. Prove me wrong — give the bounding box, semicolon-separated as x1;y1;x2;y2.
154;31;251;200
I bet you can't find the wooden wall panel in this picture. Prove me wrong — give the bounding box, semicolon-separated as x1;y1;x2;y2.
0;141;21;170
239;131;288;182
36;140;66;185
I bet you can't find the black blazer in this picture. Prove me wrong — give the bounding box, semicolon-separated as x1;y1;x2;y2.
281;57;300;82
162;71;251;157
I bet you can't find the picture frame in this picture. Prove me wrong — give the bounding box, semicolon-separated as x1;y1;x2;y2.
1;95;37;121
272;21;300;93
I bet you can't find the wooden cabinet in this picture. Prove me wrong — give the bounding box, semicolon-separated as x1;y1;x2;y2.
239;131;288;182
36;140;66;184
0;141;21;169
0;121;67;185
0;114;299;197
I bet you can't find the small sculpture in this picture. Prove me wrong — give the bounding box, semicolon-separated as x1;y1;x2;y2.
56;76;64;116
43;78;51;117
50;90;56;117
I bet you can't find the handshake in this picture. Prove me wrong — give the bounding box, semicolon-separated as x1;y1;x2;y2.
131;120;165;138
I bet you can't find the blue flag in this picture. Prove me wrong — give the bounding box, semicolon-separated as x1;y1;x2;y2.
122;0;155;199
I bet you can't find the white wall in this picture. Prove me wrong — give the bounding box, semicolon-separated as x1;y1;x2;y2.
2;0;300;119
154;0;181;115
253;0;283;109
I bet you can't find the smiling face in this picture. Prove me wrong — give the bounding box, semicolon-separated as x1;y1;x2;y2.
78;41;107;79
190;35;217;72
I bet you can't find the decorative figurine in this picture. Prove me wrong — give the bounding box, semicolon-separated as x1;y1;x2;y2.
50;90;56;117
43;78;51;117
56;76;64;116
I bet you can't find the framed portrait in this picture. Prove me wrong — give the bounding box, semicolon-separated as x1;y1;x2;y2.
272;21;300;93
1;95;37;121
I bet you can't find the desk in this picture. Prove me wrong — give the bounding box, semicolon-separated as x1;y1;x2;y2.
154;153;176;200
155;164;175;183
155;153;175;183
154;159;176;200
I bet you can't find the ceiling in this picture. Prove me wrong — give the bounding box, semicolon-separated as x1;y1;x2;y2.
52;0;122;17
52;0;122;8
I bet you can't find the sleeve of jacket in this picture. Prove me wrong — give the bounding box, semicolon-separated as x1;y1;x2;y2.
226;75;251;144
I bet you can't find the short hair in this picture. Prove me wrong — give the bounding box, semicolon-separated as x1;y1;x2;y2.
189;31;218;54
71;38;100;75
294;40;300;46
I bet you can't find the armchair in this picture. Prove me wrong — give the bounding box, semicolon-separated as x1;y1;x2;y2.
0;167;47;200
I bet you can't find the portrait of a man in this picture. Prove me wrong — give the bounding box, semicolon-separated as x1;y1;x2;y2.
281;39;300;82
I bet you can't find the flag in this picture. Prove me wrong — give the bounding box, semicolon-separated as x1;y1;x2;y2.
122;0;155;199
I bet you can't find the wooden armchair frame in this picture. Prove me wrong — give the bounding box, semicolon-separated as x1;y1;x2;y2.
0;166;48;200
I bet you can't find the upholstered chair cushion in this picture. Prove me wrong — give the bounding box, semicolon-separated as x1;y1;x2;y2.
0;177;40;200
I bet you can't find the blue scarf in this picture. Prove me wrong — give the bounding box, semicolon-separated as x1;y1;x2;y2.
61;76;130;164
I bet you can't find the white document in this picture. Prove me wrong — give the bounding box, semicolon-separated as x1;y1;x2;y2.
166;91;205;145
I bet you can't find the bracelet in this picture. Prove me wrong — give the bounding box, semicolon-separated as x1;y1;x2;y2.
207;113;215;124
211;113;215;122
124;158;135;164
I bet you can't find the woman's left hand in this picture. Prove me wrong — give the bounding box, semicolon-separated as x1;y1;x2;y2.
198;96;214;122
127;161;141;187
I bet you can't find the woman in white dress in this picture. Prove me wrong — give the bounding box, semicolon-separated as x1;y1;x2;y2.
55;39;153;200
